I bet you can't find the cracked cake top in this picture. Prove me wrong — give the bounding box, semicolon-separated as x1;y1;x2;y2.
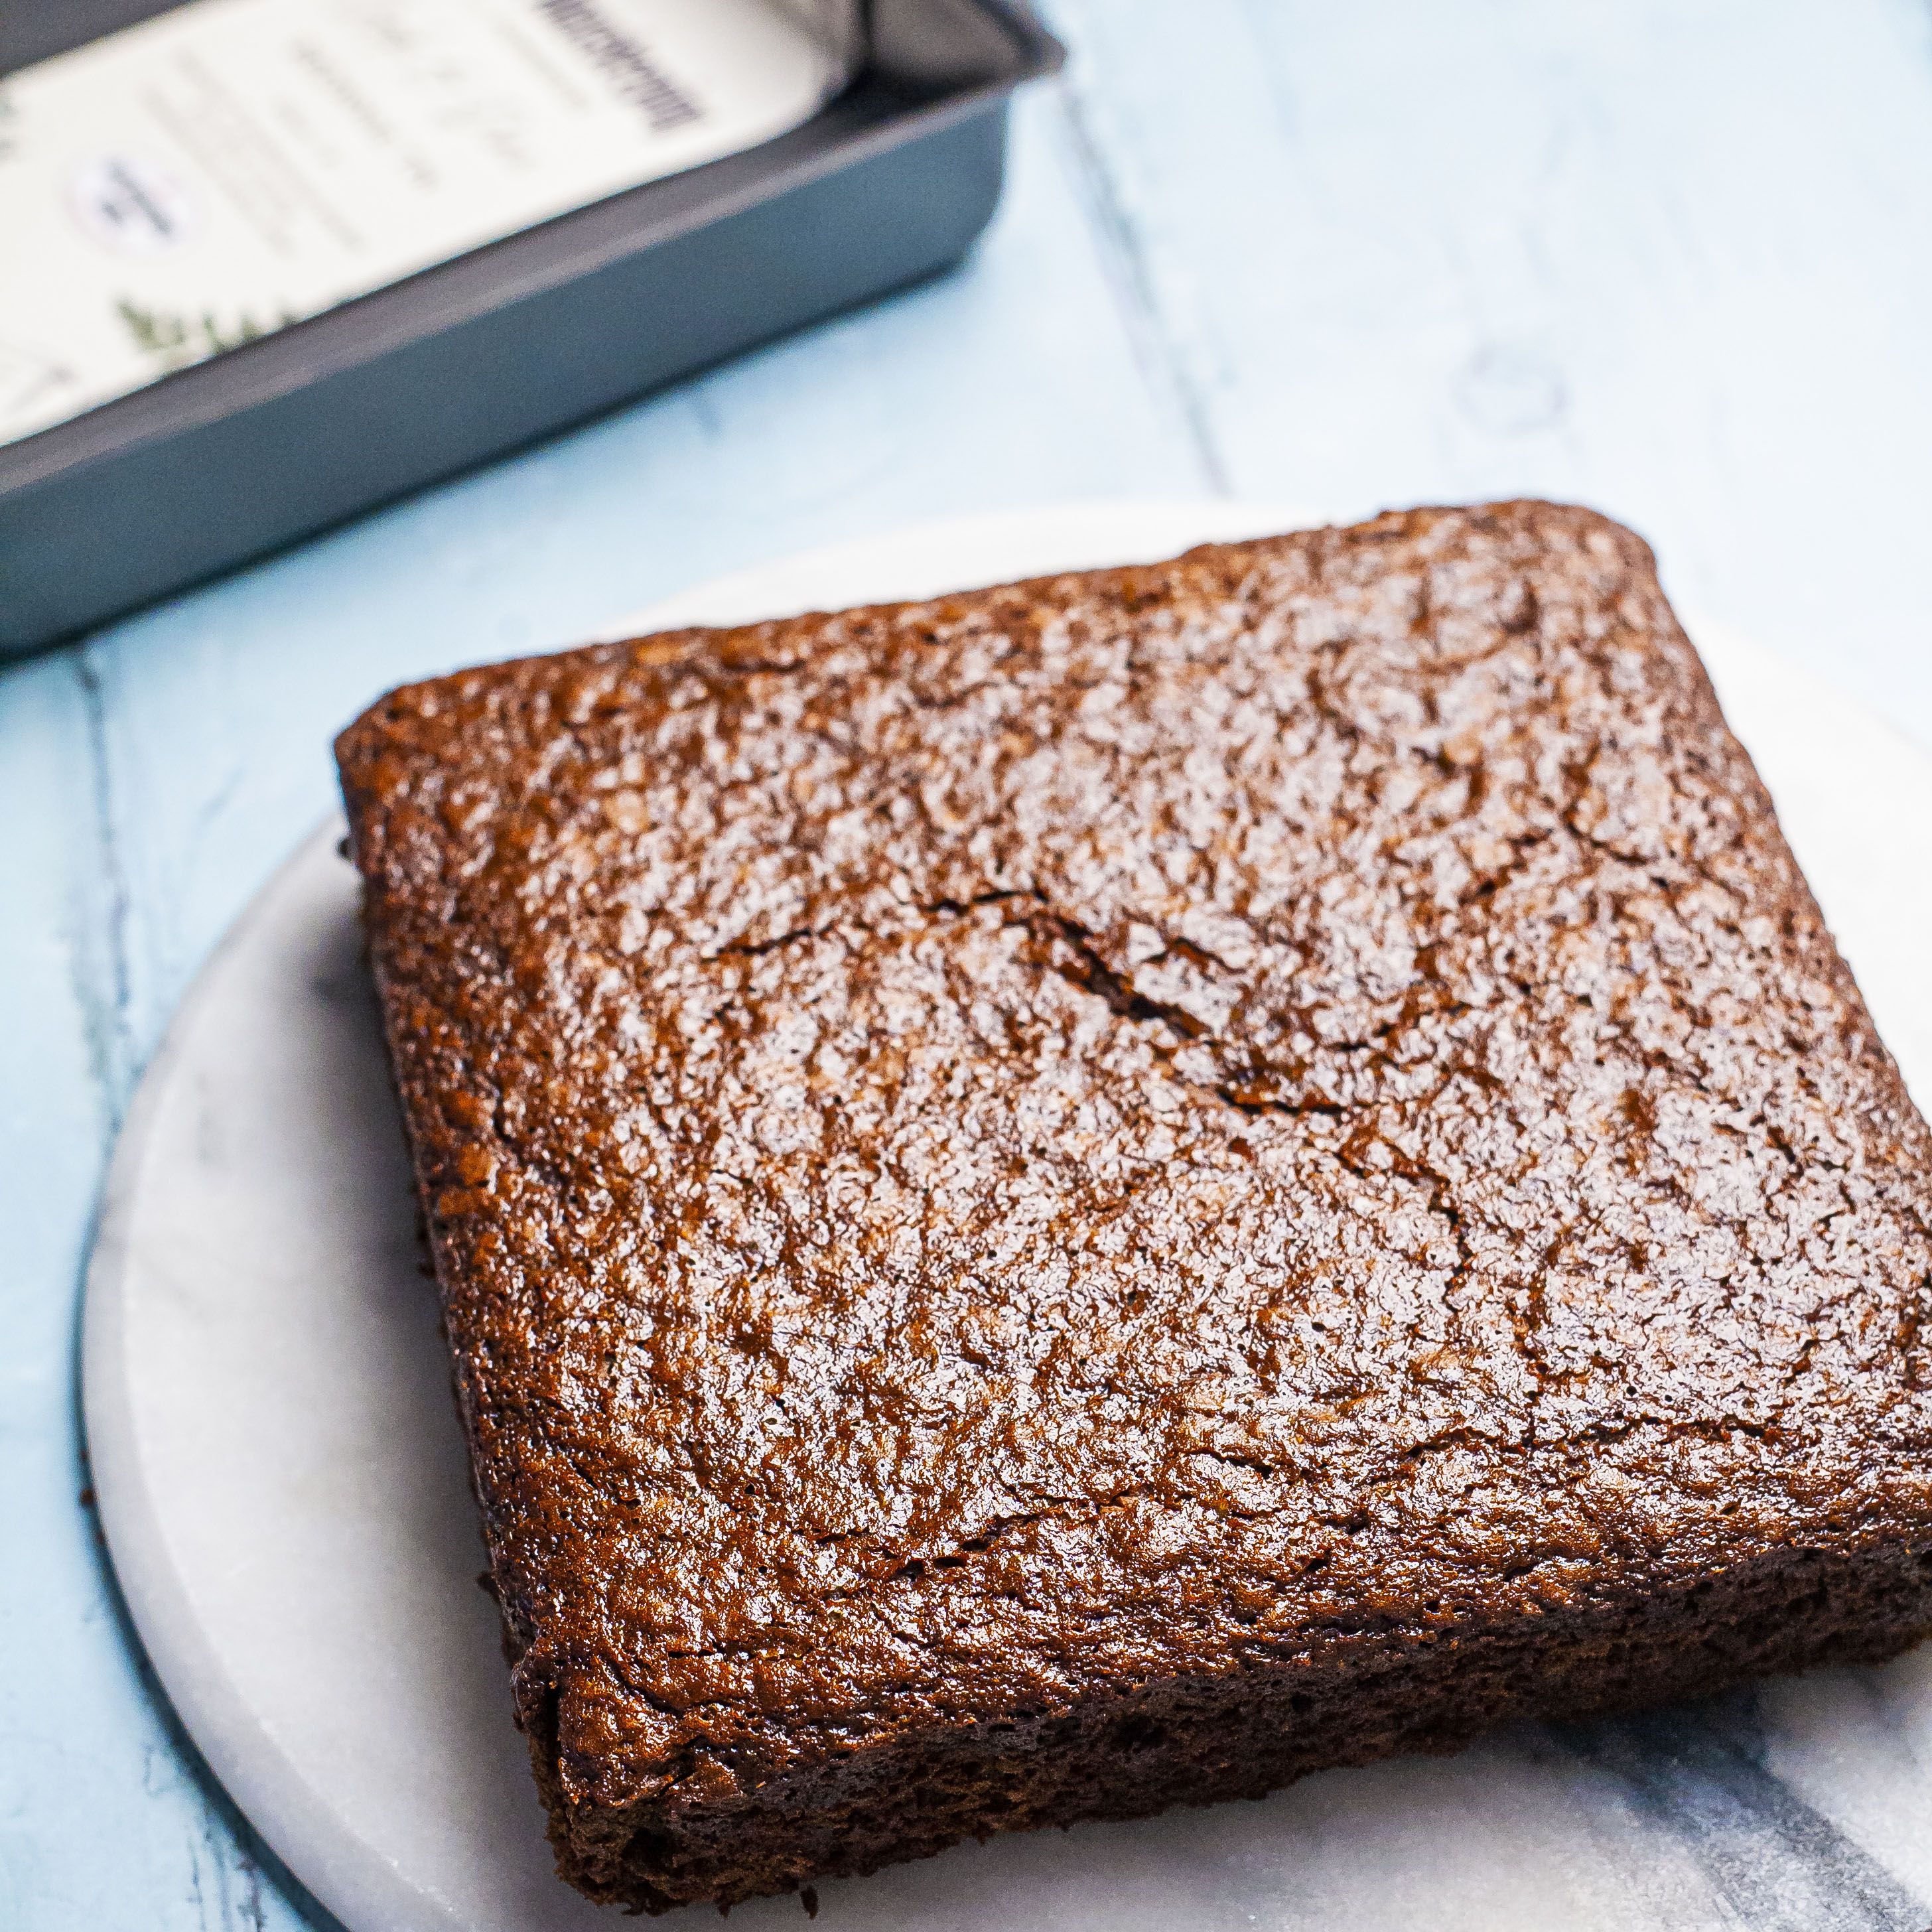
336;500;1932;1820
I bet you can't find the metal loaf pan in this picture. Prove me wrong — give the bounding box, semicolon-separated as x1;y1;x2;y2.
0;0;1064;655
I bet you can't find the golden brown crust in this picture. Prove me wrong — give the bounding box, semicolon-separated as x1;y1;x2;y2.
337;501;1932;1911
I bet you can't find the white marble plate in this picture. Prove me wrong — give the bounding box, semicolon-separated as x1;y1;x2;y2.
84;503;1932;1932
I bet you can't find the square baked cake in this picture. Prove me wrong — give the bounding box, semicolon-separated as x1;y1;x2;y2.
336;502;1932;1912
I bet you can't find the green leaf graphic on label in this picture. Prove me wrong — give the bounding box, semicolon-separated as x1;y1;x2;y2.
115;298;298;370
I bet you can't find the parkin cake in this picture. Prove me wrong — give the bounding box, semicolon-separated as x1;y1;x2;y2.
336;502;1932;1912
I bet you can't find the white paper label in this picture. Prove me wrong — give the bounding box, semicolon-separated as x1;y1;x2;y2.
0;0;851;447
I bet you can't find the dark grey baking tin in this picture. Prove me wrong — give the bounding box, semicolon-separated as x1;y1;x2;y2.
0;0;1063;655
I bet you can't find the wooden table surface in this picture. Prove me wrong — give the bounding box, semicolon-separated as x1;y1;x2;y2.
7;5;1932;1926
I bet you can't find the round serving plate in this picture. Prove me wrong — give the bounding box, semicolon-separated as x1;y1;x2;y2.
84;502;1932;1932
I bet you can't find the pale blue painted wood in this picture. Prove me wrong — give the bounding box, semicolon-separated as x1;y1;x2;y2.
1048;0;1932;735
0;656;315;1929
6;3;1932;1925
